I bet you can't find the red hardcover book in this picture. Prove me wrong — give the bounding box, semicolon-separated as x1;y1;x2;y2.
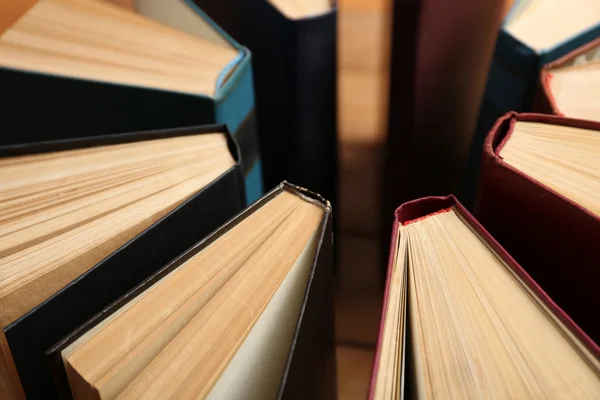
536;38;600;120
476;112;600;345
369;195;600;399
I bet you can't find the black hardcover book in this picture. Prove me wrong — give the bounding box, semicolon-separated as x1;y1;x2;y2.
137;0;338;207
48;183;336;400
0;125;245;399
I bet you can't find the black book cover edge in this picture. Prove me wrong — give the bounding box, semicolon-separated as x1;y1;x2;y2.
47;182;336;400
3;124;246;399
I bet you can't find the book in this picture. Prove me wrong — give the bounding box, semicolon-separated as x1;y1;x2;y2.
0;125;245;399
370;195;600;399
0;0;263;204
48;183;335;399
137;0;338;205
537;38;600;121
476;112;600;349
383;0;504;276
465;0;600;205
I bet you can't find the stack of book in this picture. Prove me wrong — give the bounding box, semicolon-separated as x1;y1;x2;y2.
0;0;337;398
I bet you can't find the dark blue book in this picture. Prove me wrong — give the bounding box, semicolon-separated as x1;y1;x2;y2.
0;0;263;204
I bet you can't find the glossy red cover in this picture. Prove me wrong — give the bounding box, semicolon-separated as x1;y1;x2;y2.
369;194;600;398
476;112;600;345
536;38;600;116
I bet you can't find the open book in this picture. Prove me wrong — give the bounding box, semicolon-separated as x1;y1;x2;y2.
50;184;335;399
370;195;600;399
0;126;245;399
0;0;262;203
539;38;600;121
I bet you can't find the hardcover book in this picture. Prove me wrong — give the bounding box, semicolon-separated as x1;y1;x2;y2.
383;0;504;276
537;38;600;121
137;0;338;205
49;183;335;400
476;112;600;347
0;125;245;399
370;195;600;399
465;0;600;204
0;0;263;203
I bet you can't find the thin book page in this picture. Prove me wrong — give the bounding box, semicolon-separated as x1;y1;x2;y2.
500;121;600;218
0;0;239;95
549;62;600;121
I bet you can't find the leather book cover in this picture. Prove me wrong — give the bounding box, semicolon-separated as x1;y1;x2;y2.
476;112;600;346
0;2;263;204
188;0;338;209
383;0;504;276
369;194;600;398
2;125;246;400
536;37;600;116
47;182;336;400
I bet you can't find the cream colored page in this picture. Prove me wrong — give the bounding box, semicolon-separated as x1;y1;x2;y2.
550;63;600;121
505;0;600;51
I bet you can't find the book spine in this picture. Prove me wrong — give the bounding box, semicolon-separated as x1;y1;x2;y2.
289;12;338;210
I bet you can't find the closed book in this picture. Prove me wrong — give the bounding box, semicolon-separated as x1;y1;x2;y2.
0;124;245;399
383;0;504;275
536;38;600;121
370;195;600;399
47;183;336;400
138;0;338;206
476;112;600;346
385;0;504;209
465;1;600;204
0;0;263;204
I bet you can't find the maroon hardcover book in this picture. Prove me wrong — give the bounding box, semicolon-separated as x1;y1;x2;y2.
369;194;600;398
535;38;600;117
476;112;600;344
384;0;504;207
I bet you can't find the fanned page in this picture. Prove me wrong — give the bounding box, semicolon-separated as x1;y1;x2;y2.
504;0;600;51
0;132;235;397
499;121;600;216
268;0;332;19
373;206;600;399
547;50;600;121
62;190;326;399
0;0;239;96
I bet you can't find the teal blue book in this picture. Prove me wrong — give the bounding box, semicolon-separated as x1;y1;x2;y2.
0;0;263;204
462;0;600;207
